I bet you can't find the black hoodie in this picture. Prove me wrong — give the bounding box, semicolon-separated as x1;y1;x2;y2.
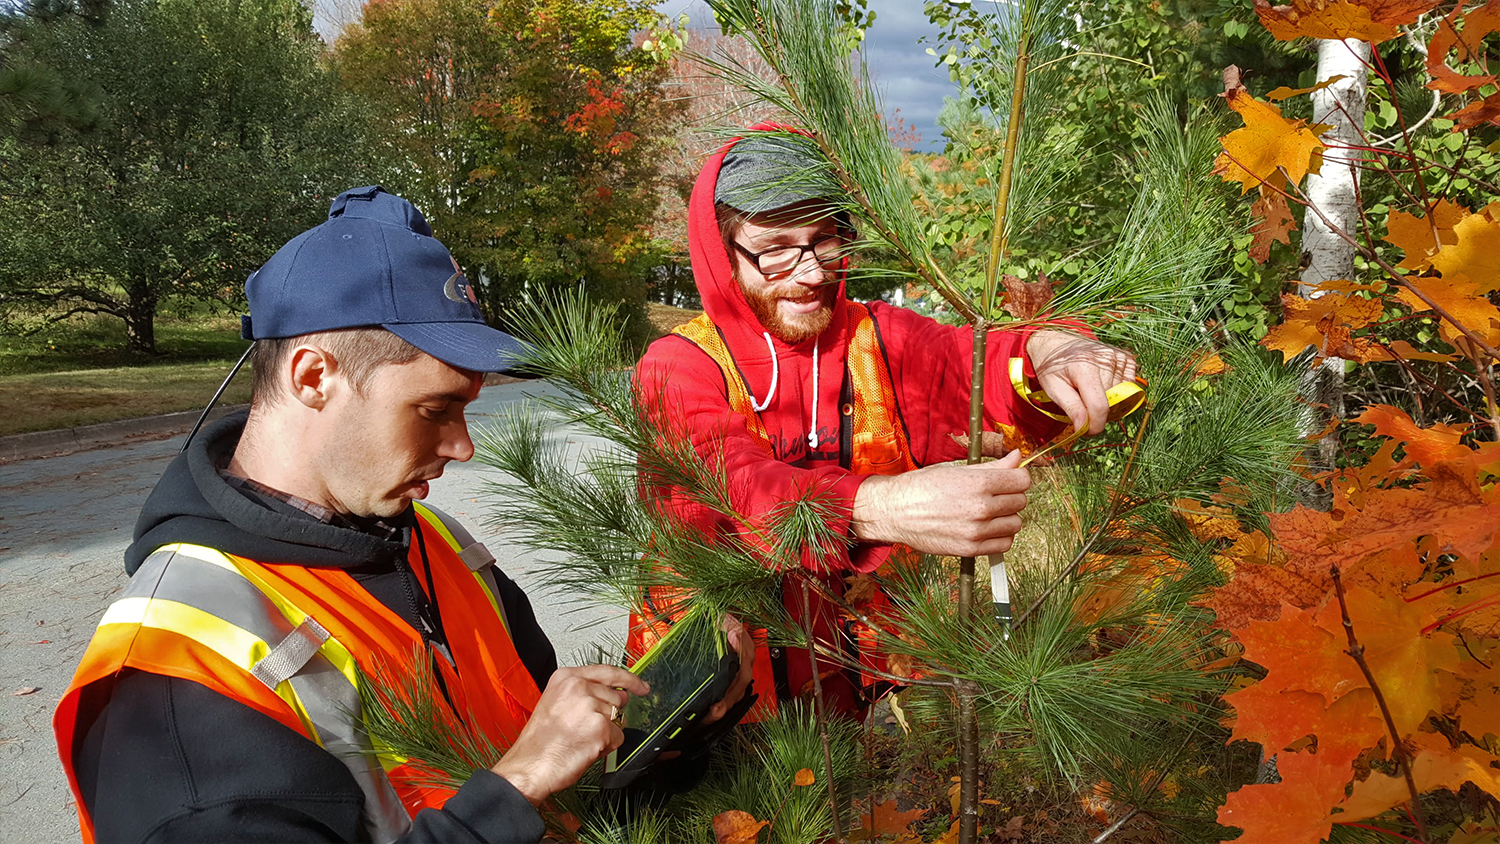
75;412;556;844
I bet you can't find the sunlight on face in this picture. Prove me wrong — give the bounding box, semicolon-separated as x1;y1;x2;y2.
729;202;842;344
315;353;482;518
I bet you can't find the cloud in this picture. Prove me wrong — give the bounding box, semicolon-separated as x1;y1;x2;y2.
656;0;958;151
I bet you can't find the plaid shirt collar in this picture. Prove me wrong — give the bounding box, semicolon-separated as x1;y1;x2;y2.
221;473;406;542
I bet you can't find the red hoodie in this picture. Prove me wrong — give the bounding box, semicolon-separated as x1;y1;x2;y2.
635;131;1066;713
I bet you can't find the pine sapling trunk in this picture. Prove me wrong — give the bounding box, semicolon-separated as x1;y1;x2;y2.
802;577;847;842
956;13;1033;843
957;321;987;844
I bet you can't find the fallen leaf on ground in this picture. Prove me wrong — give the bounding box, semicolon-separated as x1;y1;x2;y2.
11;687;39;696
713;810;768;844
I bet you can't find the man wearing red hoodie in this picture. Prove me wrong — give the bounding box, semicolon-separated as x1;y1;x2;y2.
634;132;1138;718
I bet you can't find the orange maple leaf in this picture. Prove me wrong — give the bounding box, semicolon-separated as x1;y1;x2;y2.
1337;731;1500;821
1214;71;1328;195
1249;191;1297;263
1384;201;1467;270
1427;207;1500;293
1233;600;1367;703
1352;405;1472;469
1395;275;1500;349
1426;0;1500;94
1216;740;1362;844
1260;291;1385;362
713;809;768;844
1224;684;1384;755
850;799;928;843
1254;0;1439;44
1447;91;1500;131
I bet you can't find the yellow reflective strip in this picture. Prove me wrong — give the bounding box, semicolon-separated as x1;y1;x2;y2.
412;504;511;634
156;544;363;691
98;597;321;743
471;571;510;637
411;502;461;553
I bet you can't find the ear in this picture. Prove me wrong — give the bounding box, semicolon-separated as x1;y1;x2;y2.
286;344;342;409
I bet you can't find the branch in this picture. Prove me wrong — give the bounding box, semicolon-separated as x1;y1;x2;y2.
1330;564;1430;843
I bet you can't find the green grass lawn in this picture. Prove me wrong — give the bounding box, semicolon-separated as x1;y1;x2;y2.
0;301;704;438
0;307;250;437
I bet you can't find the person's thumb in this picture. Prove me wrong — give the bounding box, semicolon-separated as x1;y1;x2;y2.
992;449;1022;469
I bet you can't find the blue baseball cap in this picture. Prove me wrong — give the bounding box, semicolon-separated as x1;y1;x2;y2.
242;186;524;373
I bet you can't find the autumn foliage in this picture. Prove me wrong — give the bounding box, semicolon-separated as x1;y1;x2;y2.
1210;1;1500;841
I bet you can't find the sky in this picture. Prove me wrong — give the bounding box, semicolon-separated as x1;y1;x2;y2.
654;0;958;151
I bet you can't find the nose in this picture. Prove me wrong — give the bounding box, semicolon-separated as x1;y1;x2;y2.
440;417;475;462
788;251;831;285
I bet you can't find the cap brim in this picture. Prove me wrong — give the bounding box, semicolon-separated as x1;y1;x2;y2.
384;322;528;374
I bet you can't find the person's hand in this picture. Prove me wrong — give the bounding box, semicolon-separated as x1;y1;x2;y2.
489;664;649;805
704;614;755;725
1025;330;1137;436
850;450;1030;556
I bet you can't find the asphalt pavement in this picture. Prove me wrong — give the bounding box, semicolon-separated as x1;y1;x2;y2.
0;379;623;844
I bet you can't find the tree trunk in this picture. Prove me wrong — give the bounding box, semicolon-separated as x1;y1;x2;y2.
1298;38;1369;504
123;284;159;355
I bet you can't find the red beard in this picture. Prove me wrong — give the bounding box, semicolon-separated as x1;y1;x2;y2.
741;280;837;344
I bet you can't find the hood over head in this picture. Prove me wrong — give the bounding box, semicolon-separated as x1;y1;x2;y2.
687;124;853;408
125;411;409;575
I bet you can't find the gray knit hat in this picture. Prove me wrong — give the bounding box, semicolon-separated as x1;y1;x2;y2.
715;135;841;213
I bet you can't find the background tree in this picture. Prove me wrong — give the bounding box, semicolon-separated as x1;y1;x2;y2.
0;0;374;354
334;0;681;342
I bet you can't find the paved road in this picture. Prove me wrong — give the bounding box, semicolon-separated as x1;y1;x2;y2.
0;380;623;844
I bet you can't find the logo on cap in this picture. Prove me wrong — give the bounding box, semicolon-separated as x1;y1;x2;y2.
443;256;478;305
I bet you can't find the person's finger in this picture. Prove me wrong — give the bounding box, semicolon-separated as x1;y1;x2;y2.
1043;375;1089;433
605;721;626;752
573;664;650;696
1073;367;1110;436
977;492;1029;520
583;682;630;711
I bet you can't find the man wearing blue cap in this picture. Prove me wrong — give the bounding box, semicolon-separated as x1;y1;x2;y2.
55;187;745;843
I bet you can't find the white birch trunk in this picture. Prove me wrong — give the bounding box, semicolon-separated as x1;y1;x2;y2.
1298;39;1370;491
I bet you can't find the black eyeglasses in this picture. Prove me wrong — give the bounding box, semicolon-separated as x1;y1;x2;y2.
730;235;846;275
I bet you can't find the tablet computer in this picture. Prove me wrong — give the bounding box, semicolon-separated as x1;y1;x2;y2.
601;606;738;789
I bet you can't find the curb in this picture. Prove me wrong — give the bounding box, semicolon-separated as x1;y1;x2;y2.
0;405;249;466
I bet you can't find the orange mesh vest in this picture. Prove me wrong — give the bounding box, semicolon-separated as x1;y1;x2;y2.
633;302;918;718
54;503;540;844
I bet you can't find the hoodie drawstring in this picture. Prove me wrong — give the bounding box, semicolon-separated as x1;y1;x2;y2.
807;339;820;450
750;332;778;412
748;331;822;451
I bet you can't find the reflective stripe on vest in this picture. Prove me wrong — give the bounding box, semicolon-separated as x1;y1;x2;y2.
55;506;530;844
104;543;414;842
670;302;918;474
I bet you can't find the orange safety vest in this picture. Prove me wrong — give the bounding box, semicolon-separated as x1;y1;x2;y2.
54;503;540;844
632;302;919;719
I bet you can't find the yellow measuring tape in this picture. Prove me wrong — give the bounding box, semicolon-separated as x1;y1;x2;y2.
1009;358;1148;465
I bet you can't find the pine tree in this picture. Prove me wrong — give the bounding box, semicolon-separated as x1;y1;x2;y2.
398;1;1312;839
